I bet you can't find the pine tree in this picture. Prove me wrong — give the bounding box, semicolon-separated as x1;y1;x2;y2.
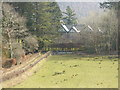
10;2;62;49
63;6;77;25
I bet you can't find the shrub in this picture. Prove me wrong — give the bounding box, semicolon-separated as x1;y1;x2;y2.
23;36;39;54
12;43;25;64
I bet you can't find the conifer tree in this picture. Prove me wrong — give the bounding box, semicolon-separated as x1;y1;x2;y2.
63;6;77;25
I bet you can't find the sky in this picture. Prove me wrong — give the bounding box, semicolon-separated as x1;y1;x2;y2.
1;0;119;2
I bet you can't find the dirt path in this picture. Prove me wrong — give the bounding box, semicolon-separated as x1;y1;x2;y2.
1;57;48;88
2;53;40;73
1;52;51;88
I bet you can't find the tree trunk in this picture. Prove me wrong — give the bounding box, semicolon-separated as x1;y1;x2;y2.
7;31;13;59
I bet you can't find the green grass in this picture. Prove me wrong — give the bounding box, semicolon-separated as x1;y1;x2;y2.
13;55;118;88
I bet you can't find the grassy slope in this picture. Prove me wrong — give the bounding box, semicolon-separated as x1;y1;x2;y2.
13;55;118;88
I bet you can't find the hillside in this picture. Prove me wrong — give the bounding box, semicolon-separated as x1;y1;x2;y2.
57;2;103;22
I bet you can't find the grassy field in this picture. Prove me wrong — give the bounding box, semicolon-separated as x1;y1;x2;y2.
13;55;118;88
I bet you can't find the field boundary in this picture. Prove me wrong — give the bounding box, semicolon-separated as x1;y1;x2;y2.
0;51;51;83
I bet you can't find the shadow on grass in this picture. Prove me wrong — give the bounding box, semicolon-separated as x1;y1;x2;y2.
50;54;118;61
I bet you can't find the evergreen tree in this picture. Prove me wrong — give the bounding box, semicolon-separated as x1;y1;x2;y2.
63;6;77;25
10;2;62;49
